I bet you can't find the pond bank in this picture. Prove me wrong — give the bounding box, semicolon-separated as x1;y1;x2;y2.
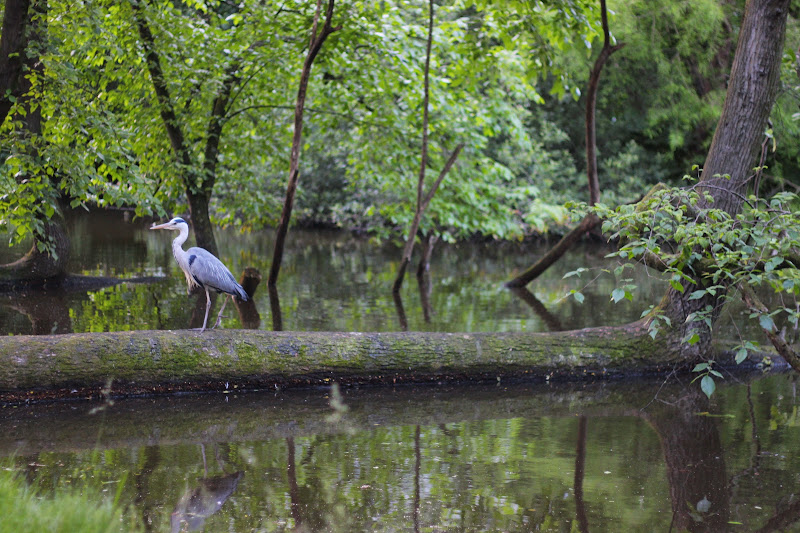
0;327;777;404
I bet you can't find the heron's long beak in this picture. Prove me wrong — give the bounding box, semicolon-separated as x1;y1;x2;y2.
150;221;172;230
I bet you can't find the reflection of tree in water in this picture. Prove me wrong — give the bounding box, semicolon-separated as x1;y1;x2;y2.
569;380;800;532
642;388;729;532
135;445;162;533
573;415;589;533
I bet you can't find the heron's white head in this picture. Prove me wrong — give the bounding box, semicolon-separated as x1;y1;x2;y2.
151;217;188;231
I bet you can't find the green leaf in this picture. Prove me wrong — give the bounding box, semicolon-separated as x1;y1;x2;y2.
563;268;586;279
611;288;626;303
758;314;775;332
572;291;585;304
735;347;748;364
670;279;685;293
692;363;709;372
688;290;706;300
700;375;716;398
687;333;701;345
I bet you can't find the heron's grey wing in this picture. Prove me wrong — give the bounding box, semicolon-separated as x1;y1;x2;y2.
185;247;246;298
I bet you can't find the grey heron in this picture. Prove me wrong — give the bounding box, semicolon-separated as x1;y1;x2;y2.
151;217;248;332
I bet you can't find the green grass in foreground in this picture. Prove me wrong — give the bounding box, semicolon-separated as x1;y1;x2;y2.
0;466;140;533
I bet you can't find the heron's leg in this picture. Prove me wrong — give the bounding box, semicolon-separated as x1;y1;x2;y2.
199;288;212;332
212;295;230;329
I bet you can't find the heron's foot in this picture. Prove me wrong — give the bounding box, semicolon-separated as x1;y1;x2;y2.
211;316;226;329
191;327;208;333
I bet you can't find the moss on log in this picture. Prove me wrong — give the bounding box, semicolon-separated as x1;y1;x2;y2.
0;322;692;402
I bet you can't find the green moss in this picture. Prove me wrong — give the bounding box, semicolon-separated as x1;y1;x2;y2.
0;326;683;399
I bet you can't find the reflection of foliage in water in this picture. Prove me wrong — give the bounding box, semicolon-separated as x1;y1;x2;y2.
69;283;189;333
6;376;800;530
2;216;675;335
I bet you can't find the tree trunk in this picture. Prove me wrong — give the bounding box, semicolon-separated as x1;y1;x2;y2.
657;0;789;358
0;0;71;283
185;189;218;256
0;218;70;283
131;0;222;256
0;0;32;125
393;145;462;293
505;213;599;288
268;0;337;287
506;0;622;288
585;0;625;207
0;321;734;402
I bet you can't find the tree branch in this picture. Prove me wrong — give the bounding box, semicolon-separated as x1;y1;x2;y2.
740;282;800;373
269;0;339;287
130;0;193;171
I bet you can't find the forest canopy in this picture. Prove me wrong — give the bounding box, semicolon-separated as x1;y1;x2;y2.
1;0;799;248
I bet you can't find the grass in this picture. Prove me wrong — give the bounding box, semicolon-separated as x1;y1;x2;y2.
0;466;140;533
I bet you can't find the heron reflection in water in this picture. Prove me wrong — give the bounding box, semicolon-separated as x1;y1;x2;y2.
151;217;248;332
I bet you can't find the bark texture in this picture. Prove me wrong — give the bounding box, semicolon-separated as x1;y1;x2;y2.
0;322;688;401
659;0;790;357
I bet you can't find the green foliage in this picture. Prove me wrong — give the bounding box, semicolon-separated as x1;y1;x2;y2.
1;0;606;245
3;0;797;251
318;0;601;242
590;181;800;393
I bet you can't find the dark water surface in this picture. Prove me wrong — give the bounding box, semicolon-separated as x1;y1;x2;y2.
3;374;800;532
0;209;670;336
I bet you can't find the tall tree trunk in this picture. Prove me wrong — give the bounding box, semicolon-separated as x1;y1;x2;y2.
268;0;338;287
0;0;70;283
392;145;462;293
131;0;231;257
585;0;623;207
185;189;217;256
392;0;463;294
657;0;790;358
506;0;622;288
0;0;32;125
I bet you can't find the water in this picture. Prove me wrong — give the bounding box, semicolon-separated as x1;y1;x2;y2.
2;210;797;531
1;209;668;335
3;374;799;531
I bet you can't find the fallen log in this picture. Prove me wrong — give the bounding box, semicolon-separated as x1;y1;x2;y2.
0;324;781;404
0;322;694;402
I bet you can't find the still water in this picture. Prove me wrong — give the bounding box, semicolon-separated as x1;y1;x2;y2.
0;209;668;336
3;374;800;532
1;210;796;531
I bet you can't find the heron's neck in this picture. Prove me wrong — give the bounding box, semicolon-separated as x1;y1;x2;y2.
171;225;190;263
171;225;198;289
